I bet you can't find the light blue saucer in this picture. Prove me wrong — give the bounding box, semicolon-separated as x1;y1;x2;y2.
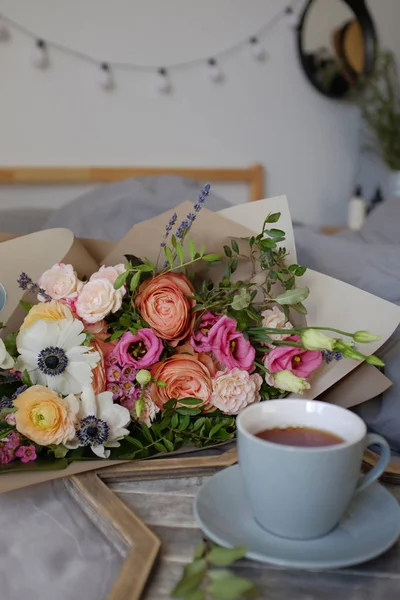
194;465;400;569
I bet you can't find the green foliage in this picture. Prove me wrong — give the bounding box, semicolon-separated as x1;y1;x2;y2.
357;50;400;170
171;540;257;600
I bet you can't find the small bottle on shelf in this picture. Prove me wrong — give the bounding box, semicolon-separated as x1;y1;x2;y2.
347;185;366;231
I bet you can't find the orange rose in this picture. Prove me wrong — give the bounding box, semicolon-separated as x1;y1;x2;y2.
135;273;195;347
150;354;213;410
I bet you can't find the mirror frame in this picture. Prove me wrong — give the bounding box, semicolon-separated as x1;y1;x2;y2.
296;0;377;99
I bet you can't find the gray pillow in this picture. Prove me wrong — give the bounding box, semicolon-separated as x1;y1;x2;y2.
295;227;400;451
0;209;51;234
44;176;231;241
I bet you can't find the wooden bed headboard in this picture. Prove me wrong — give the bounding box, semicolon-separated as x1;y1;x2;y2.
0;164;264;202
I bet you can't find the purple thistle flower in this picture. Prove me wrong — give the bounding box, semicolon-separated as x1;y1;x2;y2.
17;272;52;302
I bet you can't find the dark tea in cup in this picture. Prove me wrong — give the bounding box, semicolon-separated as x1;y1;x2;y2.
255;426;344;447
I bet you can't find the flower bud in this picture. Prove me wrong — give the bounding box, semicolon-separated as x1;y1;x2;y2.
365;355;385;367
301;330;335;352
136;369;152;386
353;331;380;344
273;370;310;394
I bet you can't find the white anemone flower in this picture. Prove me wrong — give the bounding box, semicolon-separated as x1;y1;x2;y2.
0;338;14;369
15;318;99;395
68;386;131;458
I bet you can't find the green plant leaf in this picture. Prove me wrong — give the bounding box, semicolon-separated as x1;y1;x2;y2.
171;414;179;428
130;271;141;292
171;571;205;598
188;238;196;261
176;408;202;416
200;244;206;256
141;423;153;443
231;239;239;254
208;546;248;567
135;398;145;418
19;300;33;312
154;441;167;453
202;254;220;262
193;540;206;560
0;458;69;475
183;590;205;600
48;444;69;458
163;438;174;452
292;302;308;315
192;417;206;432
223;245;232;258
178;414;191;431
171;234;177;249
164;246;174;267
125;436;143;449
108;330;124;341
275;286;309;306
114;270;128;290
265;212;280;223
178;398;204;406
209;424;223;438
231;288;251;311
176;242;185;265
21;370;33;387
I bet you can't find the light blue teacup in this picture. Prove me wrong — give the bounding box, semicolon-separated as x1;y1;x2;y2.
237;399;390;540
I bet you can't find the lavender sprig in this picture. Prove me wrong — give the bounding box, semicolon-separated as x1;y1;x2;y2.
174;183;211;239
322;350;343;364
17;272;52;302
160;212;178;248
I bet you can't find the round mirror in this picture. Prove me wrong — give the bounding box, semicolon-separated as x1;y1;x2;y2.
297;0;377;99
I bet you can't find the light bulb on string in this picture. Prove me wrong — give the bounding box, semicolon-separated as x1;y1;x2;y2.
156;68;171;93
249;37;265;60
31;39;49;68
97;62;113;90
207;58;223;83
0;18;10;41
285;6;299;28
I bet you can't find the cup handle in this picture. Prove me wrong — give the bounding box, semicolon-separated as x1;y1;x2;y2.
356;433;391;494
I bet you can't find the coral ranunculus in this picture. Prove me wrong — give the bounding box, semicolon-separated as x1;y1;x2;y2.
90;339;107;394
21;300;73;330
150;354;213;409
135;272;195;347
14;385;79;446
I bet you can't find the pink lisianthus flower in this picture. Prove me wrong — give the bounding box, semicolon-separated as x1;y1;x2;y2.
265;335;322;378
207;316;255;372
15;445;37;463
190;311;221;352
115;329;163;369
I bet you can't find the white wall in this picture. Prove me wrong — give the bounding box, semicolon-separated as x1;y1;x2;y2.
0;0;398;224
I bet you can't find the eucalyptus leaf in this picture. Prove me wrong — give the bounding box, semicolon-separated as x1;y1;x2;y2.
275;286;309;306
176;242;185;265
154;441;167;453
231;239;239;254
178;398;204;406
193;540;206;560
126;436;143;449
163;438;174;452
223;245;232;258
21;370;33;387
208;546;248;567
265;212;280;223
141;423;154;443
202;254;220;262
208;575;257;600
171;571;205;598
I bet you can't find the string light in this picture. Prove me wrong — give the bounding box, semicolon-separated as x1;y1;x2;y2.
249;37;265;60
97;62;113;90
0;18;10;41
156;68;171;93
207;58;223;83
31;39;49;68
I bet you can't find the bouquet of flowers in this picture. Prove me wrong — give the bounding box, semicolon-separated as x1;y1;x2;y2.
0;186;384;470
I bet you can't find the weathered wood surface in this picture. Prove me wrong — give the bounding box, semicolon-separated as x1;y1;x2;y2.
108;477;400;600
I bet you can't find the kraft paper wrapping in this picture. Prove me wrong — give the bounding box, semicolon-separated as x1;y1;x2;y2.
0;195;399;492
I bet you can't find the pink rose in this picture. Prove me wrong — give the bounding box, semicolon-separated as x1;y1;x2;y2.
115;329;163;369
210;368;262;415
191;312;221;352
207;316;255;372
261;306;293;344
266;335;322;378
76;278;123;323
38;263;82;302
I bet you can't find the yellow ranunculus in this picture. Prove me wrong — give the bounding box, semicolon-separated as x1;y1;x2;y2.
21;300;73;330
14;385;79;446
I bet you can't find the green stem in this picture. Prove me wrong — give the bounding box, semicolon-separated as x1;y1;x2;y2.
164;255;204;273
296;326;353;338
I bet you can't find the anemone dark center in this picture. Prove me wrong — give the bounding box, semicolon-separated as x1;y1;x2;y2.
37;346;68;376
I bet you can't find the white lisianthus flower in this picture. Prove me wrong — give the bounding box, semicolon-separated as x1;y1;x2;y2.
67;386;131;458
210;368;262;415
301;330;335;352
15;318;99;395
0;338;14;369
272;370;310;394
38;263;82;301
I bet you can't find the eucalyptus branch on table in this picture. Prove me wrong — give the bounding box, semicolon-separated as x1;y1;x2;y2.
172;540;258;600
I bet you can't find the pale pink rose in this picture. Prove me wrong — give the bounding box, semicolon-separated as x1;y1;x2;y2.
90;265;126;296
261;306;293;343
38;263;82;301
85;320;108;335
131;390;160;428
210;368;262;415
76;278;123;323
